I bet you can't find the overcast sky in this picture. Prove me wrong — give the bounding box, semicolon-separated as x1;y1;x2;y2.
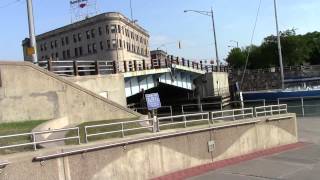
0;0;319;61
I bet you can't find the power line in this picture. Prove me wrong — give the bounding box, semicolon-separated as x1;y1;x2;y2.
240;0;262;89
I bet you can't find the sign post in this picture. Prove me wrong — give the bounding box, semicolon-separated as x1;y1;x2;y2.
145;93;161;132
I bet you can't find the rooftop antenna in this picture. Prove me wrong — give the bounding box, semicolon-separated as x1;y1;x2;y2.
70;0;98;23
129;0;134;22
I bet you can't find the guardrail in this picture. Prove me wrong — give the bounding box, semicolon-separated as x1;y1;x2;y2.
131;106;173;118
158;113;210;130
278;96;320;117
84;118;154;143
255;104;287;117
38;60;116;76
212;108;254;121
0;105;289;153
0;127;80;151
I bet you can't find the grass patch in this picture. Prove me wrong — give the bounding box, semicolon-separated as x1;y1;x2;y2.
0;120;47;154
66;118;152;144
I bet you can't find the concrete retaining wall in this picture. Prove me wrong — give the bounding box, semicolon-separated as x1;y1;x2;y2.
0;61;140;123
0;114;298;180
65;74;127;107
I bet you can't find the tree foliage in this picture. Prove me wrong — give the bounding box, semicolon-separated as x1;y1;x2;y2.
226;30;320;69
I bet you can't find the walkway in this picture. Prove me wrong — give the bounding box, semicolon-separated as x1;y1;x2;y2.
189;117;320;180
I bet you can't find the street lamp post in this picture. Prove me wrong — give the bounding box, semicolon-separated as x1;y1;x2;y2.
184;7;220;69
230;40;239;48
26;0;38;63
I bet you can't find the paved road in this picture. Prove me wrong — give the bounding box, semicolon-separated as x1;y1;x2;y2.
189;117;320;180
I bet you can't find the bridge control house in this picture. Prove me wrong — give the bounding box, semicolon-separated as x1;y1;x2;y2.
22;12;151;72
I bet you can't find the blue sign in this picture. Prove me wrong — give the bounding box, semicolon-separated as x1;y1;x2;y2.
145;93;161;110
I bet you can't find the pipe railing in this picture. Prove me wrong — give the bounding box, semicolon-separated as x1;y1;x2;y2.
278;96;320;117
0;161;9;169
84;118;154;143
130;106;173;118
211;108;254;121
255;104;287;117
0;127;80;151
158;113;210;130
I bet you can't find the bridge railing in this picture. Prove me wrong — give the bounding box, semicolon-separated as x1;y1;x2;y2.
38;60;116;76
0;127;80;151
255;104;288;117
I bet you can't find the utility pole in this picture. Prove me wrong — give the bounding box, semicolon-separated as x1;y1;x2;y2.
210;7;220;69
26;0;38;63
273;0;285;89
184;7;220;70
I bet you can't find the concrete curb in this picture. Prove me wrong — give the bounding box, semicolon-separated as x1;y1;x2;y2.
152;142;307;180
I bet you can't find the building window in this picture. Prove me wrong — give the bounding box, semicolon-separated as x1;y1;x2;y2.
54;40;58;48
66;49;70;58
98;27;102;36
106;25;109;34
79;47;83;56
78;33;82;41
118;25;121;33
55;52;59;58
91;29;96;38
100;41;104;50
107;40;111;49
119;40;122;48
74;48;78;57
73;34;77;43
86;30;90;39
40;44;43;51
50;41;54;49
62;51;66;59
65;37;69;45
123;40;126;48
93;43;97;53
111;25;116;33
87;44;92;54
61;38;65;46
112;39;117;49
44;43;47;50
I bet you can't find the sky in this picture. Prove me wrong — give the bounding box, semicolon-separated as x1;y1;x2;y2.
0;0;319;62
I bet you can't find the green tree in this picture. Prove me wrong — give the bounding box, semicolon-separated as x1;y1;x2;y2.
226;48;246;68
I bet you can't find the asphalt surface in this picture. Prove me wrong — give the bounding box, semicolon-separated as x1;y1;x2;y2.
189;117;320;180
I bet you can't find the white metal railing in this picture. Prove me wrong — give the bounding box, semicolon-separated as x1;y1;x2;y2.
255;104;288;117
84;119;154;143
0;161;9;170
0;127;80;151
211;108;254;121
182;103;222;114
158;112;210;130
131;106;173;118
278;96;320;117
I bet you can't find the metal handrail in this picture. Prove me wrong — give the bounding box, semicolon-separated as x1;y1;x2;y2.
84;118;154;143
211;108;254;121
0;127;80;151
0;161;9;168
255;104;287;117
33;118;263;162
158;112;210;130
